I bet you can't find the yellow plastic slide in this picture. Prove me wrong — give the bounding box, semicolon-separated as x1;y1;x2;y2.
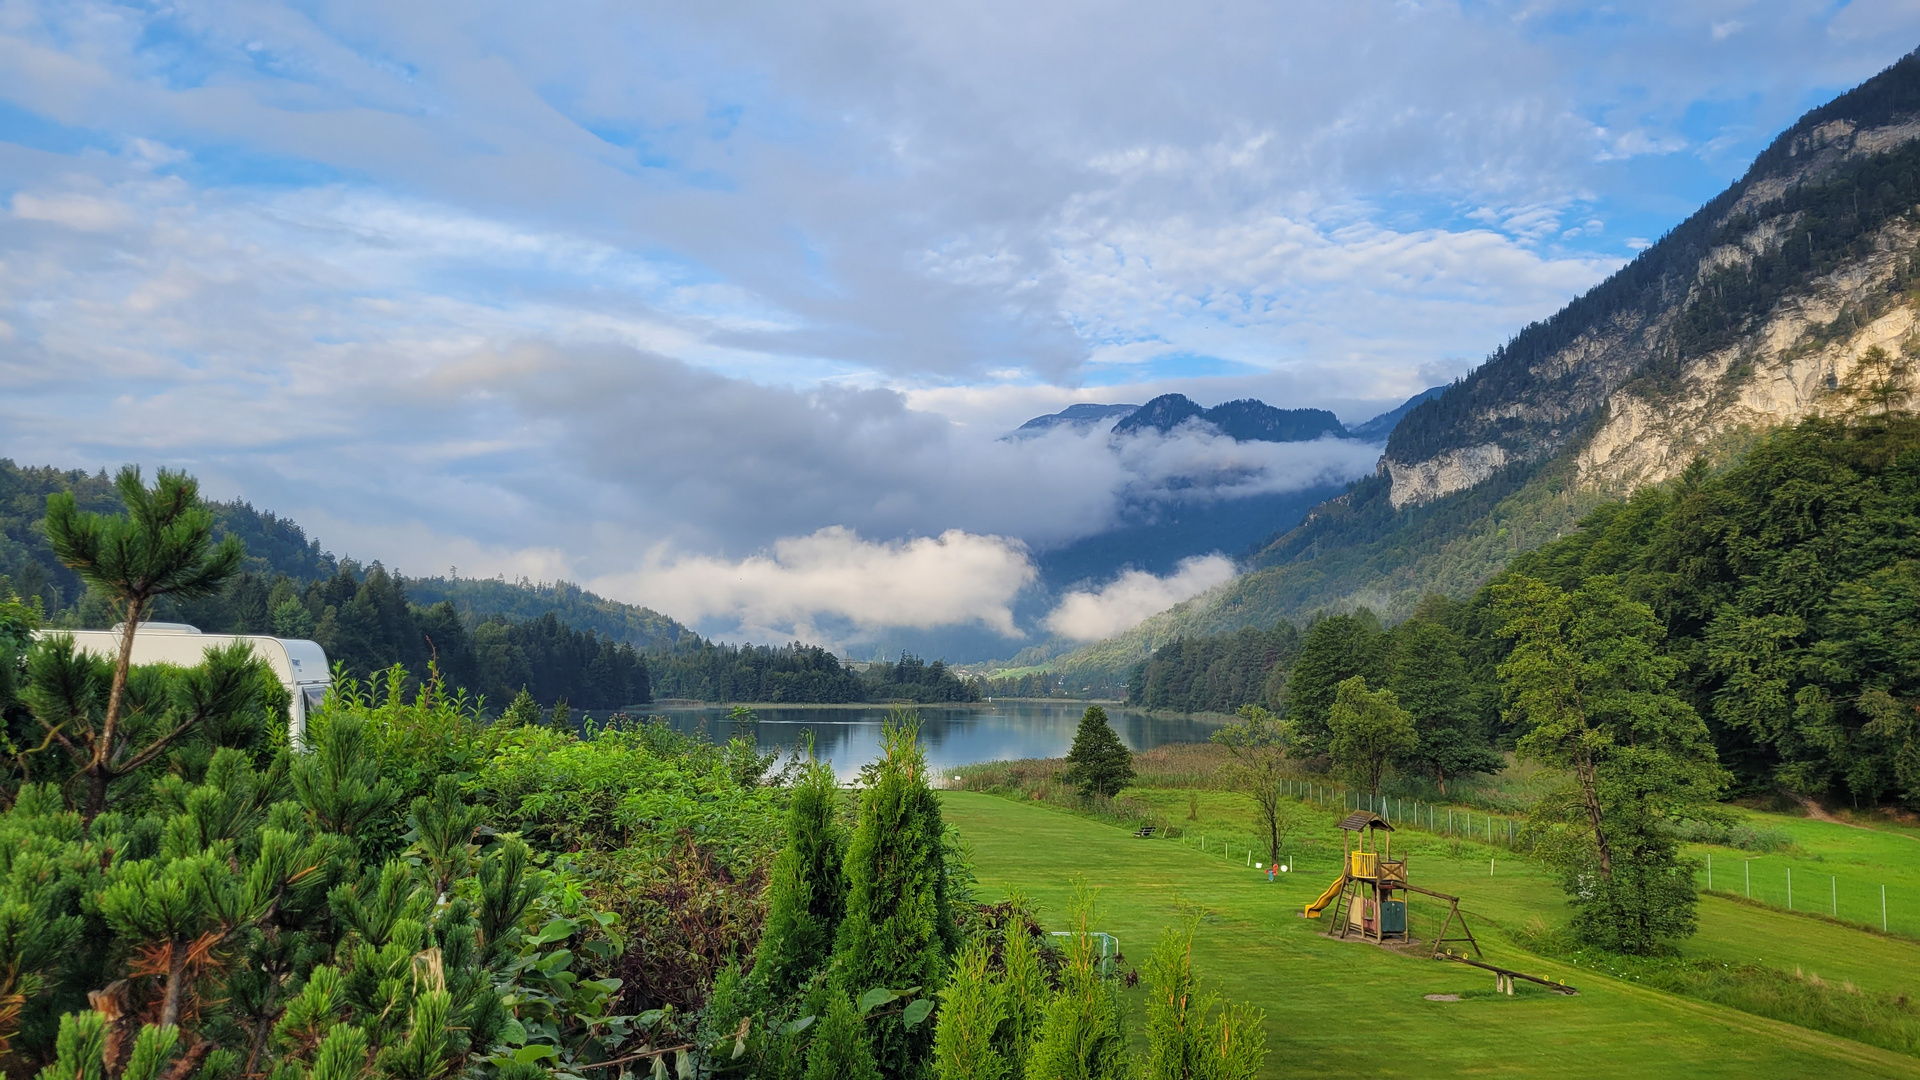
1303;874;1347;918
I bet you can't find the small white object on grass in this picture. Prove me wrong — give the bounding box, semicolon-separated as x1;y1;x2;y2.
1281;864;1290;873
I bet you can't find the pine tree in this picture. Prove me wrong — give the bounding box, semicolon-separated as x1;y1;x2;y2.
42;467;244;818
1064;707;1134;800
22;637;275;820
499;688;540;727
835;709;951;1078
755;758;849;1001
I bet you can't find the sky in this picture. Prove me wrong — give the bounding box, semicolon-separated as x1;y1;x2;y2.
3;1;1919;651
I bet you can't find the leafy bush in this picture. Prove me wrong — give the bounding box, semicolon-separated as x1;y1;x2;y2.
1664;817;1794;852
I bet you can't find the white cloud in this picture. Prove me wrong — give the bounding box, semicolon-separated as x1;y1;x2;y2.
1043;554;1238;642
11;192;136;232
3;0;1919;654
592;527;1037;643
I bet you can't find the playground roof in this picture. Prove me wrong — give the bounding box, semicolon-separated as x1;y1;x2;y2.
1337;811;1393;832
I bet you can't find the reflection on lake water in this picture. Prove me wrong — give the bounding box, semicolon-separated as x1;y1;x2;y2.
636;702;1222;782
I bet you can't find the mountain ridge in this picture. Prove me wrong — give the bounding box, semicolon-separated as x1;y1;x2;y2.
1039;45;1920;680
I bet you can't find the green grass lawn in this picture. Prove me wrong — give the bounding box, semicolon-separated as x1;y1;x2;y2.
942;790;1920;1078
1681;806;1920;937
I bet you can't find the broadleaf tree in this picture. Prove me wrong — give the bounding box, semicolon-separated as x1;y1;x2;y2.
1325;678;1417;800
1493;575;1727;953
1210;705;1299;867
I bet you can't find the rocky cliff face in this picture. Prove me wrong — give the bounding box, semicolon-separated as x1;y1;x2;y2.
1578;215;1919;492
1381;50;1920;507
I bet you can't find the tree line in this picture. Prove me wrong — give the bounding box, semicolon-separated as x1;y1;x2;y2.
648;643;981;705
1135;409;1920;812
2;459;983;711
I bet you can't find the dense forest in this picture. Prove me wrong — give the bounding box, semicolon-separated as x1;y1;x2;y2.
648;642;980;704
1130;411;1920;808
0;459;976;710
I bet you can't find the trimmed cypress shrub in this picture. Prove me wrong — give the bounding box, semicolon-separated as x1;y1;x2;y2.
754;759;849;1000
1142;919;1267;1080
835;709;952;1078
933;939;1008;1080
804;991;882;1080
1024;891;1127;1080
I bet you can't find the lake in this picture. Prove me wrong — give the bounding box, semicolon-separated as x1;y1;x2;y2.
639;701;1223;781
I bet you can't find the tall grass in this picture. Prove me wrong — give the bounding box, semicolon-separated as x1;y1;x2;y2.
1517;920;1920;1057
948;757;1188;836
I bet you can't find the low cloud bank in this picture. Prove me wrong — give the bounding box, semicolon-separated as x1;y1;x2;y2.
1043;554;1238;642
593;526;1037;644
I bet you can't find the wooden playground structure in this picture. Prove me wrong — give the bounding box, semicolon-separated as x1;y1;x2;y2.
1303;811;1483;958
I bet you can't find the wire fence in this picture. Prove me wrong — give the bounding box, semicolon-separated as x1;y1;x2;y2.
1697;852;1914;937
1279;778;1532;852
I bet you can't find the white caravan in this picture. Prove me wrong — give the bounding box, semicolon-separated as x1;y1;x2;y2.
35;623;331;746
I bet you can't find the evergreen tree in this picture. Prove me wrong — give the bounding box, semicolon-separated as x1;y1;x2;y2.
996;921;1049;1080
1064;707;1134;800
755;759;850;1001
804;991;883;1080
499;688;541;727
1494;575;1727;953
1024;889;1127;1080
1281;612;1384;752
933;939;1008;1080
41;466;245;817
835;710;951;1078
1141;918;1267;1080
21;638;278;818
1325;678;1417;799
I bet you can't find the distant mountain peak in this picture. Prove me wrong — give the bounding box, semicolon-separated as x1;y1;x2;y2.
1109;394;1349;443
1009;402;1140;438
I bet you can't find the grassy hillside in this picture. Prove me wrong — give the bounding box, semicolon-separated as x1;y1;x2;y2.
943;790;1920;1076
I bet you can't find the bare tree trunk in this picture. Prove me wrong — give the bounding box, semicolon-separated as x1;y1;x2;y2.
1575;753;1612;880
84;596;144;821
160;939;188;1031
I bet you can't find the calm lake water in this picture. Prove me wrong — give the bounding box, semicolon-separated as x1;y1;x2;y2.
638;702;1222;782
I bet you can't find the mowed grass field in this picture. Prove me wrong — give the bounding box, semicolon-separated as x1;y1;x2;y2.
941;790;1920;1078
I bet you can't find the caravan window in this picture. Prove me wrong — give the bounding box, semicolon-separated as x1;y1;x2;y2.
303;685;328;713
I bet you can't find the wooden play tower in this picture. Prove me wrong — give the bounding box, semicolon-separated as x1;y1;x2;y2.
1307;810;1481;957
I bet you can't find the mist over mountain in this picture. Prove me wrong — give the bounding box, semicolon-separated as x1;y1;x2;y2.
1008;403;1141;438
1110;394;1351;442
1045;47;1920;681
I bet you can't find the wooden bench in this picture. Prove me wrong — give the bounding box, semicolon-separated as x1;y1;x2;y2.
1133;825;1156;838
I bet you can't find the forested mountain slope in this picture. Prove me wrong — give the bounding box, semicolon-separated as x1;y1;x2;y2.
0;458;694;707
1049;46;1920;681
1121;414;1920;806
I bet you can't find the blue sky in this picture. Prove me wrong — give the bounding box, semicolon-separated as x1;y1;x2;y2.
3;1;1919;647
